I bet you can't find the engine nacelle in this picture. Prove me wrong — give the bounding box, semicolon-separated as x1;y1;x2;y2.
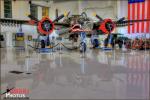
37;17;54;35
99;19;115;34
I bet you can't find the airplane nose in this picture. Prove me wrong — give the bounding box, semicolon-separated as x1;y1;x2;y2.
105;21;114;32
99;19;115;34
37;17;54;35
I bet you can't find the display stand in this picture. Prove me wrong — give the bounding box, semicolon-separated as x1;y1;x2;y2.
122;40;127;51
59;43;63;54
25;40;30;57
59;52;63;67
80;57;85;74
80;43;86;58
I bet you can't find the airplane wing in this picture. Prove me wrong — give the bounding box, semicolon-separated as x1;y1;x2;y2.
55;28;71;36
54;22;70;27
114;19;150;27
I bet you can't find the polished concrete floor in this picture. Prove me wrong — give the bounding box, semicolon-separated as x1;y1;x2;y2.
1;47;150;99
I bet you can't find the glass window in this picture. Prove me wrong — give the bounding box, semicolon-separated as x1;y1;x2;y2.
4;0;12;18
42;7;49;17
30;4;38;19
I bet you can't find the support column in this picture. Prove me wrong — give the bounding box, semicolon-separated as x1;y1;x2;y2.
116;0;128;36
6;32;13;47
38;6;42;19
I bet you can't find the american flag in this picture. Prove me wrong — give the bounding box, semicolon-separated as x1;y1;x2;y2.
128;0;150;34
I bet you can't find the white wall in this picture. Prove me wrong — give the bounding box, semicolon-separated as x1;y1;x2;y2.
49;0;118;21
116;0;129;37
49;1;79;20
78;0;118;21
12;1;30;20
32;1;53;7
38;7;42;20
0;0;4;18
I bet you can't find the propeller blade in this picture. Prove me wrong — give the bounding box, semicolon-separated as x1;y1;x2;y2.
53;12;70;22
28;14;39;22
96;14;103;21
93;13;103;21
116;17;126;23
66;11;70;17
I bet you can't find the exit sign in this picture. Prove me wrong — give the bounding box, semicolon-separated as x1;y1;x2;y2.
128;0;145;3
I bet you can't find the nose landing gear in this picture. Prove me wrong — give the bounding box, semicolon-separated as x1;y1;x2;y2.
80;42;87;53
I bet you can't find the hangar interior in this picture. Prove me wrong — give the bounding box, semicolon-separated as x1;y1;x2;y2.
0;0;150;99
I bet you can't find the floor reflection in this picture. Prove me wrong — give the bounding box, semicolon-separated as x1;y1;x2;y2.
1;48;149;99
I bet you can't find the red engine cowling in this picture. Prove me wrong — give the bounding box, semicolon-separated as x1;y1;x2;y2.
99;19;115;34
37;17;54;35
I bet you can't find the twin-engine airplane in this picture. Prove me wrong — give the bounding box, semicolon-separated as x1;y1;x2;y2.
1;11;150;51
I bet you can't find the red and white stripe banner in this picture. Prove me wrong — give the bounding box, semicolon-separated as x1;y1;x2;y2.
128;0;150;34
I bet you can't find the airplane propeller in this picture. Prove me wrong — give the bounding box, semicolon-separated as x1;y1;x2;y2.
28;15;39;22
27;12;70;35
93;13;115;34
93;13;150;34
53;13;68;23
